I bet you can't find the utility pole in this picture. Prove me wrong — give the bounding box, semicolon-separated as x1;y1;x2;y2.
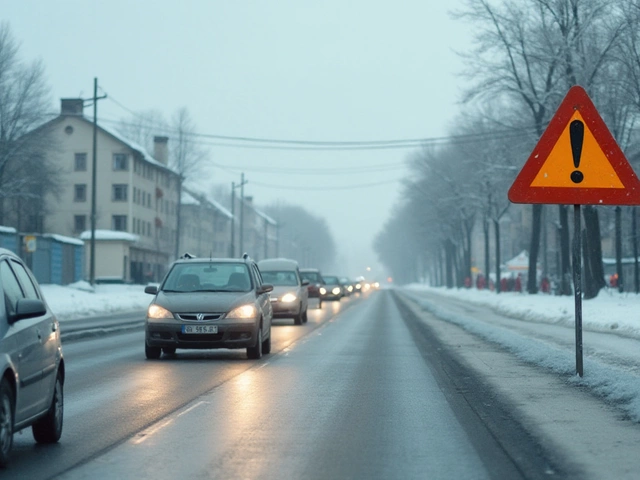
230;181;236;257
87;77;107;286
239;172;247;255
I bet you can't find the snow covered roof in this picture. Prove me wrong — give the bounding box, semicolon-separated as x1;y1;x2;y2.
79;230;140;242
0;226;17;234
505;250;529;270
44;233;84;246
96;122;177;174
181;187;234;219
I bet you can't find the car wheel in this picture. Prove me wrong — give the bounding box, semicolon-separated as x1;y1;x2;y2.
0;379;14;468
162;347;176;356
247;326;263;359
145;344;162;360
293;310;303;325
262;328;271;355
302;309;308;323
318;299;323;309
32;372;64;444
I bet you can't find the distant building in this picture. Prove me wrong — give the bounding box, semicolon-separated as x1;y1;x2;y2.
180;187;233;258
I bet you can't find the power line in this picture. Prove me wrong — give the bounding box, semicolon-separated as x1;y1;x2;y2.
102;95;538;150
248;178;402;190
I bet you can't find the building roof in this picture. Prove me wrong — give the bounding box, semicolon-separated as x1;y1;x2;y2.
79;230;140;242
182;187;234;219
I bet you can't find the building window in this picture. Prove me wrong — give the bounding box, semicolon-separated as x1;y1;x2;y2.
112;215;127;231
74;215;86;233
74;184;87;202
113;153;129;171
112;184;128;201
74;153;87;171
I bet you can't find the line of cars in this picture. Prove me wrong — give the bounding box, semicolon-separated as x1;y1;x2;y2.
143;254;367;362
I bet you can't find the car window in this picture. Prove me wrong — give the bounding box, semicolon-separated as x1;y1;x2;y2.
261;271;298;286
10;259;40;300
163;262;252;292
324;276;339;284
1;259;26;317
251;264;262;288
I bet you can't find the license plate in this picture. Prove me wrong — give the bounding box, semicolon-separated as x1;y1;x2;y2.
182;325;218;334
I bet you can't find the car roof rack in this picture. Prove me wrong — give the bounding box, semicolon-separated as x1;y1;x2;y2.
182;252;196;259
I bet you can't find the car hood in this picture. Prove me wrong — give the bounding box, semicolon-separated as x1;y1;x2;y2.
270;285;300;297
154;290;254;313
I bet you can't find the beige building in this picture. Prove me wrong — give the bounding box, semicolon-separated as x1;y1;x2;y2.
180;187;233;259
36;99;181;283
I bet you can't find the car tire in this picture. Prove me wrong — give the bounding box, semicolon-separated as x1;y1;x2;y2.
247;327;263;359
318;299;323;309
0;379;14;468
32;371;64;444
145;344;162;360
162;347;176;356
262;328;271;354
302;309;308;323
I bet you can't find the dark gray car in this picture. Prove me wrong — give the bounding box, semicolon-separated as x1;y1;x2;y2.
0;248;64;467
144;255;273;360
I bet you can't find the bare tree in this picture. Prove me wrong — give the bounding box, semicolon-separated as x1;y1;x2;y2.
455;0;628;297
170;107;208;258
0;22;61;230
116;109;168;153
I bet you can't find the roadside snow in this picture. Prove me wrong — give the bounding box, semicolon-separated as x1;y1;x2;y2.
401;284;640;422
41;282;152;320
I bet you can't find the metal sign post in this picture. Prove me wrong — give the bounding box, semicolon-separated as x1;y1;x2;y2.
508;85;640;377
573;204;583;376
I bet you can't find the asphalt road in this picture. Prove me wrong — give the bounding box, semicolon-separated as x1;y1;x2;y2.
6;288;629;479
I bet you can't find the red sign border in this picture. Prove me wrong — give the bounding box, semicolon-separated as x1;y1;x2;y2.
508;86;640;205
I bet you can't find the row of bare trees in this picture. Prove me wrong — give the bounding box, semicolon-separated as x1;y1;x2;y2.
375;0;640;298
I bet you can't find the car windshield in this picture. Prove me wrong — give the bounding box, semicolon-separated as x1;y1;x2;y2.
261;270;298;286
323;275;339;284
301;272;322;283
162;262;252;293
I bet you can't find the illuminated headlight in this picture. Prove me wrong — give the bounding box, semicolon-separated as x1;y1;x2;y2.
226;304;257;319
147;304;174;319
319;287;327;295
356;283;362;289
332;287;341;295
281;293;297;303
347;285;353;292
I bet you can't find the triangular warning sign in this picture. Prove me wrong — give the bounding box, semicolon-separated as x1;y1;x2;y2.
508;85;640;205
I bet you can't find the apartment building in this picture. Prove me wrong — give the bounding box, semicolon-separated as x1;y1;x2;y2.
180;187;233;259
36;99;181;283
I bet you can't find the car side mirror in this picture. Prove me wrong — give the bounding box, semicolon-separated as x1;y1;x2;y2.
258;284;274;294
145;285;158;295
301;279;310;286
9;298;47;324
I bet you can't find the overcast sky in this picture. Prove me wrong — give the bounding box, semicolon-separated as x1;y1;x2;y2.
4;0;473;279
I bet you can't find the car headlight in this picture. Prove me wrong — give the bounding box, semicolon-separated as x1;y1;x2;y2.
226;304;258;319
147;304;174;319
347;285;353;292
319;287;327;295
281;293;297;303
332;287;341;295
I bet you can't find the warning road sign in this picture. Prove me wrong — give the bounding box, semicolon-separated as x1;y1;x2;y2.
508;86;640;205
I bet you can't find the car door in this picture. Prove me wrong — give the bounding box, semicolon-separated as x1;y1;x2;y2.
252;264;272;331
0;258;43;421
10;259;59;412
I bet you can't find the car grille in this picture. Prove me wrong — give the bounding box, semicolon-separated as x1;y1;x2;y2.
176;333;224;342
177;313;223;321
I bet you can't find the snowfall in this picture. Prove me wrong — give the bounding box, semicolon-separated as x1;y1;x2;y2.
41;281;640;422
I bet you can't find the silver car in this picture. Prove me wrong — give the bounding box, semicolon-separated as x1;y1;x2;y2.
0;248;64;467
258;258;309;325
144;254;274;360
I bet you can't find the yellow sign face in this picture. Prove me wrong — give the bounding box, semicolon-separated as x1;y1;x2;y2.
530;111;624;189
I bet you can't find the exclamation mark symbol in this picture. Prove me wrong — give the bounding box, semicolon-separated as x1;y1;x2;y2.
570;119;584;184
